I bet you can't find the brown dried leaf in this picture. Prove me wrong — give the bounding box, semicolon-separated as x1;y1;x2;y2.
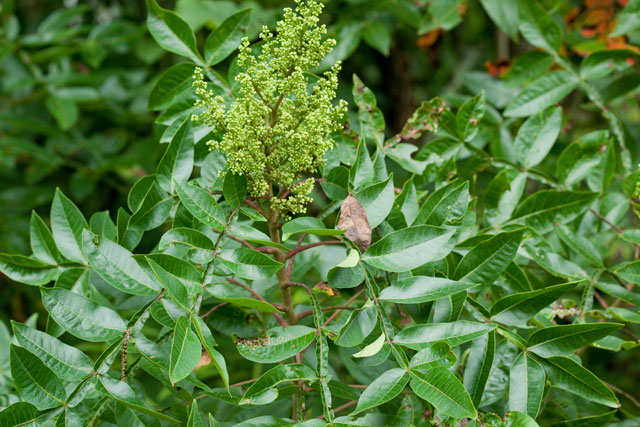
338;194;372;252
195;348;211;371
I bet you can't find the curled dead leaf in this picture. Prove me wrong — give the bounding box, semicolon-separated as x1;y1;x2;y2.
195;348;211;371
338;194;372;252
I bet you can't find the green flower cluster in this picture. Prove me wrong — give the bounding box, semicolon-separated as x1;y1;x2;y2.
193;0;347;216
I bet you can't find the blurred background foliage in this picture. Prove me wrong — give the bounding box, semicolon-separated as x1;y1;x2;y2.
1;0;639;419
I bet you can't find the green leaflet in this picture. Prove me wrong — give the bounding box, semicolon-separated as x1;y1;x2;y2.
379;276;478;304
542;356;618;408
145;0;202;64
354;174;395;229
83;230;161;296
206;283;282;313
281;217;345;241
236;325;315;363
510;190;598;234
0;254;58;286
41;287;126;342
241;364;317;406
175;180;226;229
505;71;577;117
12;321;93;382
394;321;495;350
218;248;283;280
362;226;455;272
156;116;194;193
463;330;495;407
204;9;251;66
409;367;476;419
50;188;88;264
528;323;623;358
30;211;63;265
508;352;545;418
10;345;67;410
491;282;576;326
170;316;202;384
353;368;410;414
97;375;180;423
334;300;377;347
223;173;247;208
453;229;524;285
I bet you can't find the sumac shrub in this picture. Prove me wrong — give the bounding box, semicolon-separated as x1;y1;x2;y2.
1;0;640;426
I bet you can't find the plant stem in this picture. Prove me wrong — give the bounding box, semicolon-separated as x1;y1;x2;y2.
266;195;298;325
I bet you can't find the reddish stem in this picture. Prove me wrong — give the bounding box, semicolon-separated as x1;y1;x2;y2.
284;240;343;260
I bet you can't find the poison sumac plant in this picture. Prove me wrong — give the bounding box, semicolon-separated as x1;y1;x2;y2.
1;0;640;426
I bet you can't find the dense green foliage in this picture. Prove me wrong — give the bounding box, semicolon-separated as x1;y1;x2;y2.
1;0;640;425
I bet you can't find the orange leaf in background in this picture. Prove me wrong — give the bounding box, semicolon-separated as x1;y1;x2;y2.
485;58;511;77
417;29;442;50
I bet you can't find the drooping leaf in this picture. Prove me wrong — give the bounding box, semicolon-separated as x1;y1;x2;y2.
409;342;456;369
30;211;62;265
556;224;603;268
611;0;640;36
206;283;282;313
0;402;42;427
334;300;377;347
479;0;519;41
147;258;190;311
241;364;317;406
97;375;180;423
456;92;486;142
484;170;527;227
223;173;247;208
175;180;225;229
415;180;469;226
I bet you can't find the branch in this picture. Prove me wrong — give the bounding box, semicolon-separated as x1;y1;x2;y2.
284;240;343;259
226;278;288;326
589;208;624;234
322;289;365;327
